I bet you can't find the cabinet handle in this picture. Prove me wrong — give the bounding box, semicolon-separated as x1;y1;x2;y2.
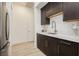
60;41;71;45
45;40;48;48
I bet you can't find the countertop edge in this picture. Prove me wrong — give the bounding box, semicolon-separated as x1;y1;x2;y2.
37;32;79;43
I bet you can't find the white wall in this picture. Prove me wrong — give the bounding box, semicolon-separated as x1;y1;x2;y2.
34;2;48;47
34;5;41;47
11;3;34;45
34;2;48;33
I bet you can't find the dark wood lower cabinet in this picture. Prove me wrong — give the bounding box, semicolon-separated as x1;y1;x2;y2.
37;33;79;56
58;40;78;56
78;44;79;56
37;34;49;55
48;37;58;56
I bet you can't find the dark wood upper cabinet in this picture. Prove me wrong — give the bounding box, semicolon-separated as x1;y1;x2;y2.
41;2;62;25
45;2;62;17
41;6;50;25
41;2;79;24
63;2;79;21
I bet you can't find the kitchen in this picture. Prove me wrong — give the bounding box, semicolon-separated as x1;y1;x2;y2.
36;2;79;56
0;2;79;56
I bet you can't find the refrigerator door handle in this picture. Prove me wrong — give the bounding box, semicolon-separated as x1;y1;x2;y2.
0;42;10;50
5;12;9;40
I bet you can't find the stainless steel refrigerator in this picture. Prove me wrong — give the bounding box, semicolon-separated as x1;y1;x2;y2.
0;2;9;56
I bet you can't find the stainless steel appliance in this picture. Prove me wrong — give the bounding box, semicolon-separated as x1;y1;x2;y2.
0;2;9;56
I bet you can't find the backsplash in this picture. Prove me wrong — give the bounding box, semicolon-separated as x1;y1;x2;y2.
50;14;79;37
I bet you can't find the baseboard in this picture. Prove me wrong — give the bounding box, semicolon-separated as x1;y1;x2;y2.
12;41;34;46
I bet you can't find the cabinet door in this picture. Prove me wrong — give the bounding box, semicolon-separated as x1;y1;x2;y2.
41;7;46;25
59;40;78;56
37;34;49;55
46;2;62;17
37;34;42;50
37;34;45;51
78;44;79;56
63;2;79;21
48;37;58;56
51;2;62;15
41;6;50;25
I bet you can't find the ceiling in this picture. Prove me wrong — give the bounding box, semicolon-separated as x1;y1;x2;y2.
13;2;34;7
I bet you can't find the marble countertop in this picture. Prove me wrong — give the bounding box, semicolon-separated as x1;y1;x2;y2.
37;32;79;43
